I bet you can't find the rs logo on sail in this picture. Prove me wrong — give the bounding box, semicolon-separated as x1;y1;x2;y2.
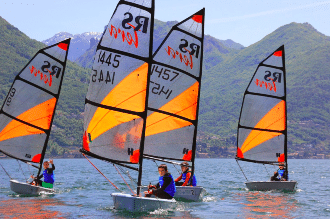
29;61;62;87
165;39;201;70
255;71;282;92
108;12;149;48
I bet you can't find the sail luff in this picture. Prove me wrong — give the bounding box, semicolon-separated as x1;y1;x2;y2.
37;38;71;176
136;0;155;197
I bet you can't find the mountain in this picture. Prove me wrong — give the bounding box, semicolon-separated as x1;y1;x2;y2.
2;14;330;158
74;19;244;70
42;32;102;62
199;22;330;155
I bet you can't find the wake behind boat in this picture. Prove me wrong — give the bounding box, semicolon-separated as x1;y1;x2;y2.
235;45;297;191
0;39;70;195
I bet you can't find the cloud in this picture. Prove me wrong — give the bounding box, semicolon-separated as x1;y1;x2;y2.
208;1;330;24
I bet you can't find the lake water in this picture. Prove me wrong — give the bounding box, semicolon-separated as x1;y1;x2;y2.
0;158;329;218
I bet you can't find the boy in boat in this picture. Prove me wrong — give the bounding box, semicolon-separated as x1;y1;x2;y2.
270;163;288;181
174;162;197;186
30;159;55;188
144;164;176;199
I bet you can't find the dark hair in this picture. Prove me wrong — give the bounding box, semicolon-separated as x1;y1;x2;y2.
181;162;189;167
158;164;167;171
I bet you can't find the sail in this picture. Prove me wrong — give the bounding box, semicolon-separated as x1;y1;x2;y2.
236;46;287;164
82;0;155;169
141;9;205;163
0;39;71;170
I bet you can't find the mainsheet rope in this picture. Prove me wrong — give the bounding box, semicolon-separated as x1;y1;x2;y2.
113;164;136;196
0;161;12;179
236;159;248;181
16;160;27;182
82;153;122;192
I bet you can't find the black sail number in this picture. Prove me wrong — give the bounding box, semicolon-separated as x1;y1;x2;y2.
150;81;173;99
97;51;121;68
91;70;115;84
151;65;179;81
6;88;16;106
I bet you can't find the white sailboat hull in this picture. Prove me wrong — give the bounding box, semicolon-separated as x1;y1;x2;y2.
141;186;203;201
111;193;176;212
174;186;204;201
10;179;54;195
245;181;297;191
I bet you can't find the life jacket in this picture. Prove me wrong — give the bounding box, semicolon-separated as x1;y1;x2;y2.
43;169;55;184
182;170;197;186
277;169;288;180
159;173;176;197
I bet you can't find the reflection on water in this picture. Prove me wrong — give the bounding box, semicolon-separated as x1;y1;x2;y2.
236;191;298;219
0;197;67;219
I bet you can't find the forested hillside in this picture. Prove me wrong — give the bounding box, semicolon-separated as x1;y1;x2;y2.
199;22;330;156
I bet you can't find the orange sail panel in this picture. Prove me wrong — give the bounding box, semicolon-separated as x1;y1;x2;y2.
145;82;199;137
0;98;56;142
86;63;148;141
241;100;285;153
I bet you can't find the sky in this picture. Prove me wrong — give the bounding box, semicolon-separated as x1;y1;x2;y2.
0;0;330;47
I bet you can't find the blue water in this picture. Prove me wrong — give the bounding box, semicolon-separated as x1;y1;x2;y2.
0;158;329;218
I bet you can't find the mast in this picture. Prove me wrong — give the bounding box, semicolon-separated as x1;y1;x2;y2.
282;46;288;175
137;0;155;197
190;8;205;180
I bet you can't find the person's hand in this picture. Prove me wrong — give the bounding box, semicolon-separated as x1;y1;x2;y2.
274;171;277;175
49;159;53;164
30;175;34;179
148;184;156;189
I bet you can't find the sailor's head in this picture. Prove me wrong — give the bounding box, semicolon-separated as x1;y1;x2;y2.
180;162;189;172
158;164;168;176
43;161;50;169
279;163;285;169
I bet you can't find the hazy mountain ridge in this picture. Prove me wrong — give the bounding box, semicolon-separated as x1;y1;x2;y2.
42;31;102;62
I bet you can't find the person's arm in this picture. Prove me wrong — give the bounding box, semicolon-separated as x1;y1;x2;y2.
47;164;55;173
182;172;191;186
174;174;182;182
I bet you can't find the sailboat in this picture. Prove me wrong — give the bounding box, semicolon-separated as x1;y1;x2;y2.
81;0;175;212
80;0;205;211
235;45;297;191
141;8;205;201
0;39;71;195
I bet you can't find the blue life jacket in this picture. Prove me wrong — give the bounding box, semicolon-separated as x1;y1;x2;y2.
43;169;55;184
159;173;176;197
277;169;288;180
182;171;197;186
